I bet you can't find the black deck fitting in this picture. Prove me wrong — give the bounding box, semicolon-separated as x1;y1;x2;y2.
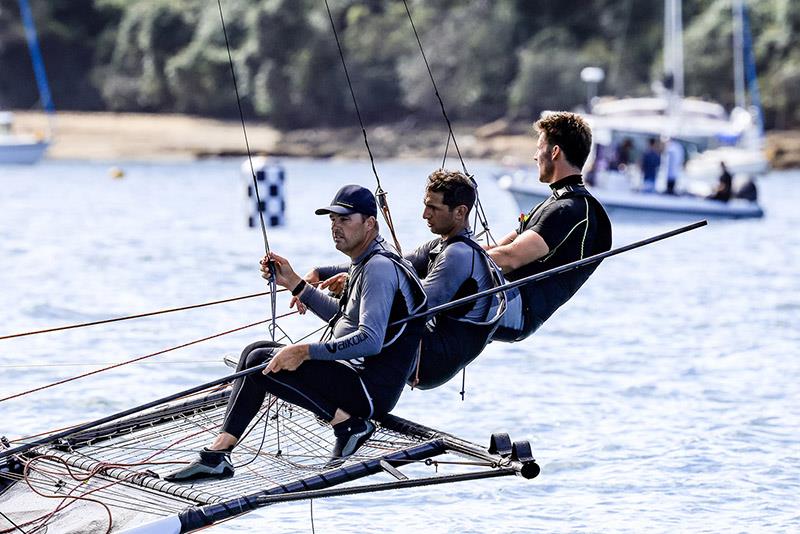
488;433;513;457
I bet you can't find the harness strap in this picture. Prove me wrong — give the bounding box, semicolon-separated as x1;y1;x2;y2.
432;235;507;326
330;246;427;348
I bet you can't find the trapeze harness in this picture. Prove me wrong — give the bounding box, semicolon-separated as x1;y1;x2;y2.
221;248;426;437
338;248;428;409
493;176;612;342
413;235;506;389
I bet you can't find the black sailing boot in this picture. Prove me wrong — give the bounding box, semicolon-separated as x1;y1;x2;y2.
325;417;375;468
165;447;234;482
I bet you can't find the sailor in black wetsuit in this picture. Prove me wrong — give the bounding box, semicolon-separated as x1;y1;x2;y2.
489;111;612;342
166;185;426;482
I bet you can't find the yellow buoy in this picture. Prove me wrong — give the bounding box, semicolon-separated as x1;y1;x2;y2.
108;167;125;179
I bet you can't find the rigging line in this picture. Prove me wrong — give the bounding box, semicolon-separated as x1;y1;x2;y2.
0;360;230;369
441;131;451;169
20;456;115;534
216;0;278;340
0;512;27;534
401;0;467;175
322;0;381;189
0;360;282;461
0;290;283;341
401;0;494;244
216;0;269;256
322;0;403;255
8;384;228;446
0;312;297;405
390;220;708;327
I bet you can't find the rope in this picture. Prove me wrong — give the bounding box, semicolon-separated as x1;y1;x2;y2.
401;0;466;175
7;416;227;534
0;290;284;341
400;0;496;245
322;0;403;254
217;0;278;339
0;456;115;534
0;512;27;534
0;312;297;404
390;220;708;328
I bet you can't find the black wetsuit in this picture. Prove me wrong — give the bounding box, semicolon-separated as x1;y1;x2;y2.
222;239;426;438
493;175;612;342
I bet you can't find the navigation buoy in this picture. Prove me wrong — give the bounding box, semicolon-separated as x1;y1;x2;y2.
242;157;285;228
109;167;125;179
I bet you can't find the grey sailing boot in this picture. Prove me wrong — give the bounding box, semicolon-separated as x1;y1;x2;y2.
165;448;234;482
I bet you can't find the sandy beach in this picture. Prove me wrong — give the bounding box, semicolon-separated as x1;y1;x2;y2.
12;110;800;168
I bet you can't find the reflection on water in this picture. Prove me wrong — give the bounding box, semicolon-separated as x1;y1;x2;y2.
1;160;798;532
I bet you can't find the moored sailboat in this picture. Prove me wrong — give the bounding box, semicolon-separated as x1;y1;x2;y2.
0;0;55;165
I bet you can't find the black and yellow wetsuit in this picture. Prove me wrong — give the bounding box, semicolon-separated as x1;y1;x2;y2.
494;174;612;342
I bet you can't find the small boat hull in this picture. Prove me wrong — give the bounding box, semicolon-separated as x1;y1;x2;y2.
498;175;764;220
0;140;49;165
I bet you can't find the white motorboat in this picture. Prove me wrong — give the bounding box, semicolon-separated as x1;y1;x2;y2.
498;0;765;221
497;171;763;220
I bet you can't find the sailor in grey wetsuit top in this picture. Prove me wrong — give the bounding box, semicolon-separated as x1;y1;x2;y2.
165;185;425;482
309;170;505;391
489;112;611;342
402;169;504;389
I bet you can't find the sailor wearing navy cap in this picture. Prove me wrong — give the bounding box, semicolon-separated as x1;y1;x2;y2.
166;185;426;481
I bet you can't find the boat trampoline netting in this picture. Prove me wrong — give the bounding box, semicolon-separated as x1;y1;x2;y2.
1;385;512;533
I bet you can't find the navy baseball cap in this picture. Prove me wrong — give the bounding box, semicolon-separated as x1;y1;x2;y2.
315;184;378;218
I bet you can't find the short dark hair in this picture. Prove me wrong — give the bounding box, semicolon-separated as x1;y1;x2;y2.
426;169;476;212
534;112;592;169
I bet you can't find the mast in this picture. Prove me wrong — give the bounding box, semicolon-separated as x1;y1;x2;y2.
16;0;55;136
663;0;684;117
732;0;746;110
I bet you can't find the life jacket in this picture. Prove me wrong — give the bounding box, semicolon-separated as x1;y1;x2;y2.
502;182;611;342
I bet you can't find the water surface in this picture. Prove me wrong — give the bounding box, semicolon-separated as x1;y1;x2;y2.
1;159;798;533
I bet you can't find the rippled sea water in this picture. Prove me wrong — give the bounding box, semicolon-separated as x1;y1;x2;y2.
1;159;798;533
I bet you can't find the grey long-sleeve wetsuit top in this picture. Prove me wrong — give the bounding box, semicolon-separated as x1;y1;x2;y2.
320;230;495;324
404;229;494;323
298;236;417;366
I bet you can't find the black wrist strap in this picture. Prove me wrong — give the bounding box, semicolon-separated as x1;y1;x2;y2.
291;280;307;296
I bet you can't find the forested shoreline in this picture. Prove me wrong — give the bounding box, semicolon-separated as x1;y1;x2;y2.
1;0;798;129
